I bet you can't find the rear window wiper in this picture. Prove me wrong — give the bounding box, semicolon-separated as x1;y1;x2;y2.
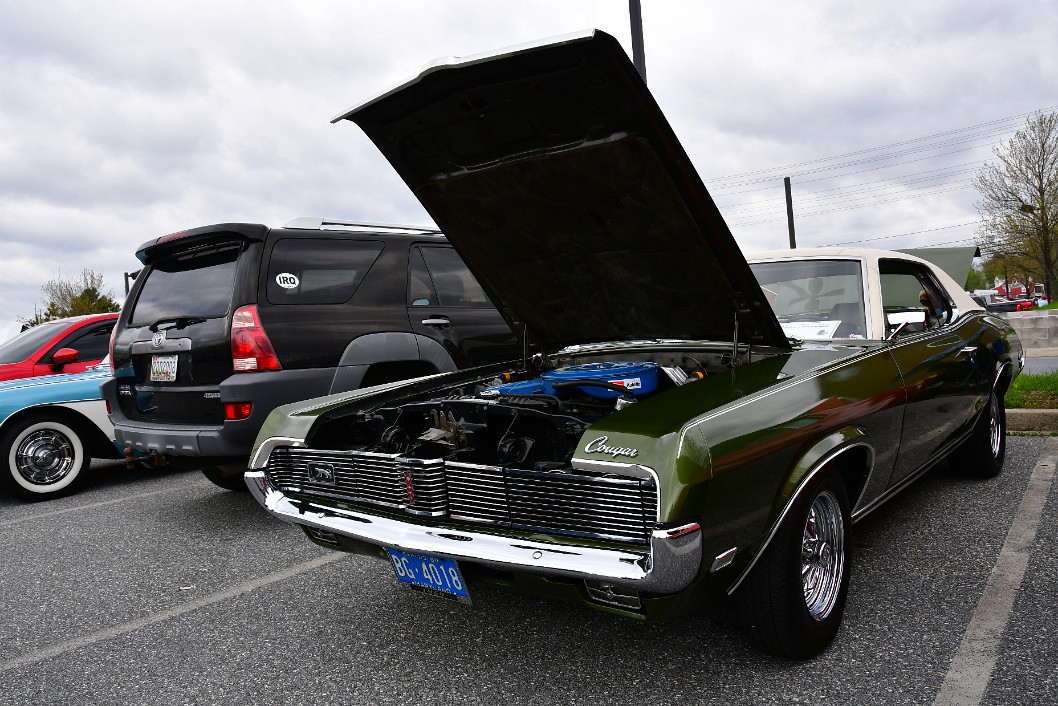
148;316;208;332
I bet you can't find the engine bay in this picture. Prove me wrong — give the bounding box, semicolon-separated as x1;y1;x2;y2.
309;346;762;471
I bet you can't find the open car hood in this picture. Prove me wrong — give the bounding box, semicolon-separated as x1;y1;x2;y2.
335;30;789;351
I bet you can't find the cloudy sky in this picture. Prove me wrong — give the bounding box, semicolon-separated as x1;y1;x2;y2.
2;0;1057;320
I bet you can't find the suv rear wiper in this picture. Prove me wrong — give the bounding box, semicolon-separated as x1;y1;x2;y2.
148;316;207;332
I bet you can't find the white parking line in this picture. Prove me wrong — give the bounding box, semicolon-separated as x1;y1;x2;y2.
933;436;1058;706
0;554;345;674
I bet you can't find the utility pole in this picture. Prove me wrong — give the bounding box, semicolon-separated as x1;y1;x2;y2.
784;176;797;248
628;0;647;83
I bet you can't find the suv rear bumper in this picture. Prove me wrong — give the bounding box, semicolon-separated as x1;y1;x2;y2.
102;368;336;459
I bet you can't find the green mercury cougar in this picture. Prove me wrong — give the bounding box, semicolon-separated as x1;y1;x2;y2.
244;30;1021;659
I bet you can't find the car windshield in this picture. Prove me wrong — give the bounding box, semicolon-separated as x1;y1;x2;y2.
749;259;868;340
0;320;67;364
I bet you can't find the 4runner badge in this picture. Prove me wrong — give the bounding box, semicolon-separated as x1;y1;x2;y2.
151;331;166;348
584;436;639;459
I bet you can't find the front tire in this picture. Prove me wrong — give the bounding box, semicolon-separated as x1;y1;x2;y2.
950;390;1005;478
0;415;89;501
738;470;851;659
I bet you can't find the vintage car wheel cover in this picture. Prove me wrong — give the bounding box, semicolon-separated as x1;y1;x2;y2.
12;423;80;487
801;489;845;621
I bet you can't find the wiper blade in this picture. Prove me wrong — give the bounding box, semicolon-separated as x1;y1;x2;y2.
148;316;207;332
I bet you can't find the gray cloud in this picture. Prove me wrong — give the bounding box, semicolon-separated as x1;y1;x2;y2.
1;0;1056;320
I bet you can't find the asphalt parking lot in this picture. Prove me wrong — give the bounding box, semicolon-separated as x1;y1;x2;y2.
1;436;1056;706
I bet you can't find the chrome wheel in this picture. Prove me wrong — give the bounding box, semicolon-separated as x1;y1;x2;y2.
802;489;845;621
988;392;1002;459
15;427;76;485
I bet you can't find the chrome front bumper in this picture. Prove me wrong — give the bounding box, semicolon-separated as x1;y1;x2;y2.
245;470;703;595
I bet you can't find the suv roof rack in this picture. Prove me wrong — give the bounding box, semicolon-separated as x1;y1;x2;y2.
283;217;442;235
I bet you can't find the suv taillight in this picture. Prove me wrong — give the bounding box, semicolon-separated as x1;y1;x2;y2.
231;305;281;372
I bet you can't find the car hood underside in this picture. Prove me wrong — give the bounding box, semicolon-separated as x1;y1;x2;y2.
336;30;789;352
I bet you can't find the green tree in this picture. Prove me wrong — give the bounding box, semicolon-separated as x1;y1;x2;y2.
973;112;1058;301
964;264;990;292
21;269;120;326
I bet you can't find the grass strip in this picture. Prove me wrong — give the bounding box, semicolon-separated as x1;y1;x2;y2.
1006;370;1058;409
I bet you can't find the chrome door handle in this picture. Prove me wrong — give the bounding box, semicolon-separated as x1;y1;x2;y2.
421;317;450;327
958;346;977;357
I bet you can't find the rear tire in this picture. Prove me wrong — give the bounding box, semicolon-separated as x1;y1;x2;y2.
0;414;89;501
738;470;851;659
950;390;1005;478
201;466;250;492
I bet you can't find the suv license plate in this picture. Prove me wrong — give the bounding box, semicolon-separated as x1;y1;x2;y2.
387;548;470;601
149;354;178;382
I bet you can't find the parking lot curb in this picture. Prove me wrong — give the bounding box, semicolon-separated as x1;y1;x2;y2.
1007;408;1058;434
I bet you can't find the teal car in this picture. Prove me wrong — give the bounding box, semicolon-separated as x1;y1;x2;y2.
244;31;1021;658
0;360;122;500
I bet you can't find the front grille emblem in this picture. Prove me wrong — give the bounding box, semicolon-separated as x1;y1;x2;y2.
404;471;416;504
307;462;335;485
151;331;166;348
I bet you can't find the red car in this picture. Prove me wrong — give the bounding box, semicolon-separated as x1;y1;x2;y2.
0;313;118;382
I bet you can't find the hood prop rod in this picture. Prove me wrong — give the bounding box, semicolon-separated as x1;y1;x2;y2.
731;293;754;367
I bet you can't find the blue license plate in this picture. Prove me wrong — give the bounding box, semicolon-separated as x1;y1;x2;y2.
387;548;470;600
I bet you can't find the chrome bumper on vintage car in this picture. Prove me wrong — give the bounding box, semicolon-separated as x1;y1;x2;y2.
245;470;703;594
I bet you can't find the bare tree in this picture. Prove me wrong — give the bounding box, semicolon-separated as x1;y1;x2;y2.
20;268;120;326
974;112;1058;301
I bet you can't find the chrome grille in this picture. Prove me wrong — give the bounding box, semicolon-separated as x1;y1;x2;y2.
266;448;657;543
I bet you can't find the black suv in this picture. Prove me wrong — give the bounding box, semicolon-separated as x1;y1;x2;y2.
103;217;518;488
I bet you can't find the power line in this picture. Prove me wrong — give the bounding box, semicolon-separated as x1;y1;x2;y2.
705;106;1055;182
712;161;985;201
719;178;975;217
710;138;1003;189
826;221;980;246
727;184;973;227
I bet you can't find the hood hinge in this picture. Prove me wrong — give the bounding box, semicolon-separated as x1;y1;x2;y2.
731;292;754;366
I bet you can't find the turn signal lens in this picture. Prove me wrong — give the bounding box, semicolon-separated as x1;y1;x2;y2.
231;305;281;372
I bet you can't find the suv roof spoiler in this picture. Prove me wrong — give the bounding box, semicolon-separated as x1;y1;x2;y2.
283;217;442;236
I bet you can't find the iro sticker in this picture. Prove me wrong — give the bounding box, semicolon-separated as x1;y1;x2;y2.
608;377;642;390
275;273;300;289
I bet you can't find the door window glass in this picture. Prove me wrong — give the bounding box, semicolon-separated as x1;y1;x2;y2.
880;260;952;333
266;239;384;305
408;248;436;306
414;246;492;308
58;323;115;361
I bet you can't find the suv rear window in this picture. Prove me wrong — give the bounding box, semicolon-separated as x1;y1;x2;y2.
130;246;240;326
266;239;385;305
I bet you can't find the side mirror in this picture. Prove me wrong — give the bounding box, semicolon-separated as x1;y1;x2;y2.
886;311;926;339
51;348;79;366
